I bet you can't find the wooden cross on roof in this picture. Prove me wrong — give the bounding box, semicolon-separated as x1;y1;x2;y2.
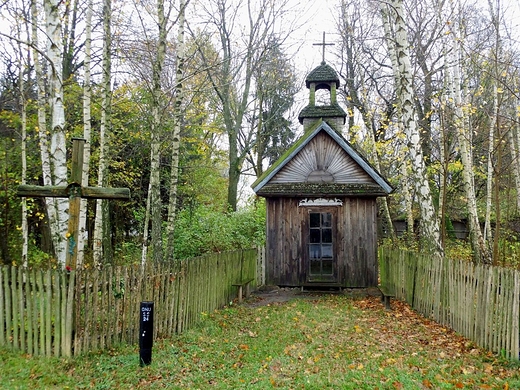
17;138;130;269
313;32;335;64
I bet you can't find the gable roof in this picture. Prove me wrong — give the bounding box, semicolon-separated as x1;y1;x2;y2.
252;120;393;197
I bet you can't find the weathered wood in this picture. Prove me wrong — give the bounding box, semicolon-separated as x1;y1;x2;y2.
17;139;130;269
11;267;19;351
52;271;60;356
232;278;254;303
0;268;5;348
17;184;130;200
380;247;520;361
271;132;374;185
81;187;131;200
63;271;75;357
26;270;33;355
0;249;258;357
265;197;378;287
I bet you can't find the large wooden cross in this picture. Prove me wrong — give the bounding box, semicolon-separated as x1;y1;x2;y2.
313;31;335;64
17;138;131;269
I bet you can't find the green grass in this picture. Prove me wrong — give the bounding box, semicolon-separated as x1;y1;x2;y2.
2;295;520;389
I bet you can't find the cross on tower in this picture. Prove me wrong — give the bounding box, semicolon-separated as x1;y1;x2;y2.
17;138;131;269
313;32;335;64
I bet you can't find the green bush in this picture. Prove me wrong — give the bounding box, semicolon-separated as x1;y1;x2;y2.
173;201;266;259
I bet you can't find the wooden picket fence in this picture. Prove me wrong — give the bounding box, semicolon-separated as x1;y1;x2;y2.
380;246;520;360
0;248;258;357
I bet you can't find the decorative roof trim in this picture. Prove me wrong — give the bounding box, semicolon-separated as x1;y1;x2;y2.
299;198;343;207
252;120;393;195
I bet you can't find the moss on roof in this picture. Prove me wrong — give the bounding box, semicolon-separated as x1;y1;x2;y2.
306;62;340;88
251;120;394;196
256;183;388;197
251;119;324;190
298;102;347;124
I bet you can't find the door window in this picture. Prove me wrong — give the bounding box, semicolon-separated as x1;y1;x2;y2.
308;212;334;278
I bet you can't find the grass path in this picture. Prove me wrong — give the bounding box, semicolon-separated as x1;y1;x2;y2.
3;295;520;389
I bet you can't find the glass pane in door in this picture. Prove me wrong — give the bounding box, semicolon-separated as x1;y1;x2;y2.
308;212;335;281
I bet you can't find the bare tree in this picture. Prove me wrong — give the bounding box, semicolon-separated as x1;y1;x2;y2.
191;0;296;211
93;0;113;266
444;0;491;264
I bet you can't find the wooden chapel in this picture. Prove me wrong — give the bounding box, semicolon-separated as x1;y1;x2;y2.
252;61;393;288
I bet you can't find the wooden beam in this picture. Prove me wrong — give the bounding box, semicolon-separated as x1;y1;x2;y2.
17;185;69;198
82;187;130;200
17;185;130;200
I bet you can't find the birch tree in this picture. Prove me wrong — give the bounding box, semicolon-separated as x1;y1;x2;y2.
77;0;93;268
93;0;113;266
27;0;69;267
166;0;187;262
12;1;31;266
381;0;443;255
444;2;491;264
192;0;295;211
338;0;395;238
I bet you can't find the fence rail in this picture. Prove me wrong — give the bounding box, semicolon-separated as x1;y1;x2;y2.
1;248;258;357
380;247;520;360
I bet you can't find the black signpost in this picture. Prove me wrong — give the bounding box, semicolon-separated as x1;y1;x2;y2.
139;301;154;366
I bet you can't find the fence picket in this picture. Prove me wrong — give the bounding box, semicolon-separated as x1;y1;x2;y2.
1;249;258;357
11;267;19;351
380;247;520;360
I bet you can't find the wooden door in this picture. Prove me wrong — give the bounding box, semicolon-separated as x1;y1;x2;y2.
303;208;337;283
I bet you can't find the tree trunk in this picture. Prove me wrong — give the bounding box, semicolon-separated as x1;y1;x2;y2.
141;180;152;267
77;0;93;268
447;20;491;264
194;0;286;211
513;104;520;212
45;0;68;267
341;6;395;238
93;0;112;267
382;0;443;255
148;0;169;262
17;36;28;266
166;0;186;261
381;4;413;239
484;84;497;243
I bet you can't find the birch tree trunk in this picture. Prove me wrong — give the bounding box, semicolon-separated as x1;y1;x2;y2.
77;0;93;268
484;84;497;243
380;3;414;239
44;0;68;267
93;0;112;266
31;0;55;255
382;0;443;255
166;0;186;262
483;0;501;245
513;103;520;211
17;31;28;267
141;180;152;267
447;17;491;264
341;4;395;238
147;0;169;263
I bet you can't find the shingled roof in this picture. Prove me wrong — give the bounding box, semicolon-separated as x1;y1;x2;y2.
298;102;346;124
252;120;393;197
306;62;340;88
